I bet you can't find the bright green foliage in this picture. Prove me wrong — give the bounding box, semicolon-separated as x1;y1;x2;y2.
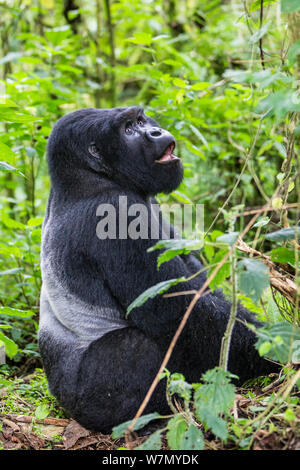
112;412;162;439
238;259;270;304
256;321;300;364
0;0;299;450
194;368;236;441
126;277;186;316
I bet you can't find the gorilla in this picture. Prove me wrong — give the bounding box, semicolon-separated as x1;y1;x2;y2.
39;106;277;432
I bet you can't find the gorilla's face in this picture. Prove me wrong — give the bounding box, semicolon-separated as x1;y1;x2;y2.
47;106;184;196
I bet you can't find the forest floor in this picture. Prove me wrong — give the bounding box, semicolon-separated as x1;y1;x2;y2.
1;369;300;450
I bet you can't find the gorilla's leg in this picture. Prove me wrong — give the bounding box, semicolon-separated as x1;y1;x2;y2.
166;292;279;385
72;328;169;432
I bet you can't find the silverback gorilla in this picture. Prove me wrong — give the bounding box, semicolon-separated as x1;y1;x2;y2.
39;106;276;432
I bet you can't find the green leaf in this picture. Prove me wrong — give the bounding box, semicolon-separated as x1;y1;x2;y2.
208;249;230;290
167;415;188;450
270;247;297;269
249;0;278;12
197;408;228;440
0;161;17;172
126;277;186;317
0;141;16;164
216;232;239;246
0;268;23;276
249;21;271;44
148;239;203;269
170;191;193;204
266;227;299;242
256;321;300;364
194;368;235;441
281;0;300;13
2;213;26;230
112;412;161;439
0;332;18;359
258;341;272;356
195;368;236;416
27;217;44;227
168;373;193;402
0;306;34;318
128;33;152;46
45;25;71;45
35;404;50;420
136;429;163;450
253;217;270;228
0;109;39;123
180;424;204;450
238;259;269;304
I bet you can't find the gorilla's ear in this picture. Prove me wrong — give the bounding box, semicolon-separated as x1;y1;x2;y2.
88;142;113;177
88;143;101;159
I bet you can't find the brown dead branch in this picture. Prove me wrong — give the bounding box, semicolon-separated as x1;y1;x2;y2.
0;412;70;427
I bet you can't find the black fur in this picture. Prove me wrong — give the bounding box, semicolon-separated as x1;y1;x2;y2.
39;106;277;432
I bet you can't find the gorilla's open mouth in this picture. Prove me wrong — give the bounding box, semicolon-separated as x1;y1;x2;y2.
155;142;179;164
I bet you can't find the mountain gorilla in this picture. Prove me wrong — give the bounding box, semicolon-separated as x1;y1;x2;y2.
39;106;276;432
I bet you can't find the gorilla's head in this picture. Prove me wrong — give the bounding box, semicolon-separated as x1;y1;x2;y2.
47;106;183;197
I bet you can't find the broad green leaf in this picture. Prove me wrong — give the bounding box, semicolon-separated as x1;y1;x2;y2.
250;0;278;12
168;373;193;402
136;429;163;450
35;404;50;420
45;25;71;45
266;227;299;242
128;33;152;46
256;321;300;364
238;259;269;304
170;191;193;204
208;249;230;290
0;306;34;318
148;239;203;268
194;368;235;441
27;217;44;227
126;277;186;316
112;412;161;439
195;368;236;417
197;408;228;440
0;332;18;359
0;268;23;276
270;247;297;269
0;109;39;123
253;217;270;228
167;415;188;450
217;232;239;246
180;424;204;450
148;239;203;253
1;213;26;230
249;21;271;44
0;141;16;164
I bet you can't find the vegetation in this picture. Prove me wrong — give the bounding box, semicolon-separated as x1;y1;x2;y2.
0;0;299;451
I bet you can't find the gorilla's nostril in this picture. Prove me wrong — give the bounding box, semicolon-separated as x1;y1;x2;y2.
150;129;161;137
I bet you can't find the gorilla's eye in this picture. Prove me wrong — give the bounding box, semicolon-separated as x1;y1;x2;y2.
125;122;134;135
137;118;144;127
